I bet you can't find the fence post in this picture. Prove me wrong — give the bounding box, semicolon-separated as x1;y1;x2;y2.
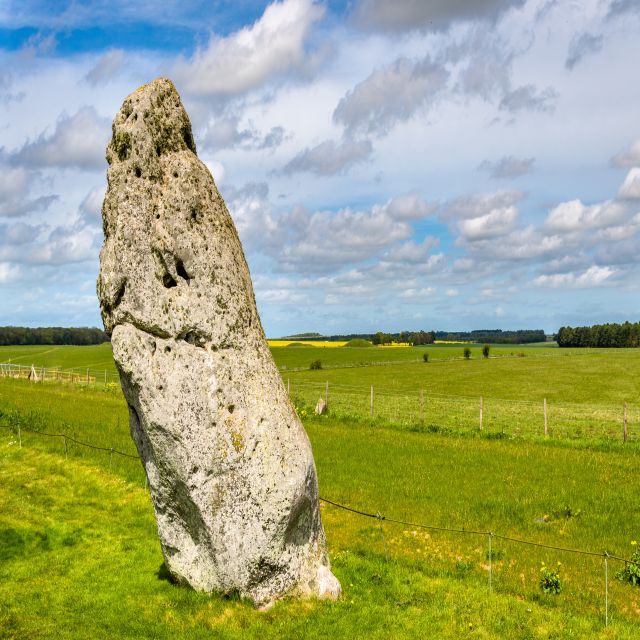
420;389;424;424
604;552;609;627
479;396;483;431
544;398;548;437
623;402;628;443
17;423;21;448
488;532;493;592
104;369;107;384
63;435;68;460
109;448;114;473
376;512;388;562
370;385;374;417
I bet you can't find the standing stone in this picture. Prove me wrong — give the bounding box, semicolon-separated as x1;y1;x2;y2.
97;78;340;607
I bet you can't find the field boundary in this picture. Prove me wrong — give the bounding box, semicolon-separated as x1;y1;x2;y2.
2;361;638;444
0;420;637;628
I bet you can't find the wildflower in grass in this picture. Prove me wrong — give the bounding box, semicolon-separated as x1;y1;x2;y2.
616;540;640;587
539;561;562;594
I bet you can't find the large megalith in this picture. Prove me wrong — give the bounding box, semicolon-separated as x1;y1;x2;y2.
97;77;340;607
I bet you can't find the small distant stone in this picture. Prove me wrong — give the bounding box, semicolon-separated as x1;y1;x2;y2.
315;398;327;415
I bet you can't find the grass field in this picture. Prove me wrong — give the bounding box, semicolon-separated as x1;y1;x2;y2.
1;345;640;637
0;341;559;373
2;343;640;442
3;443;638;640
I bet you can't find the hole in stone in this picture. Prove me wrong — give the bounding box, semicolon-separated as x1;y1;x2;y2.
162;272;177;288
113;279;127;309
173;171;178;178
156;145;161;157
180;330;206;348
175;258;190;282
164;346;171;353
155;213;160;219
190;208;198;222
228;404;235;414
135;167;142;178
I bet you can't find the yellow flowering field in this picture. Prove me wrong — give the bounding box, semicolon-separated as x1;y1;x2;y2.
267;340;348;348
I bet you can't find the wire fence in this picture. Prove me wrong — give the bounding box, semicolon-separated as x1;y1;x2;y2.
0;363;640;442
287;379;639;443
1;362;638;443
0;362;120;384
0;420;638;627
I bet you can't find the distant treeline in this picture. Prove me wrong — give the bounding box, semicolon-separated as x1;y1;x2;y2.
556;322;639;348
434;329;546;344
0;326;109;346
279;329;545;345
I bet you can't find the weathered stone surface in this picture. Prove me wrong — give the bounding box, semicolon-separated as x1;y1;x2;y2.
97;77;340;606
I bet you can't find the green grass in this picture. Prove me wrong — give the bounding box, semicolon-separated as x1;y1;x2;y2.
2;430;640;638
1;345;640;635
0;341;561;376
3;342;640;442
0;343;118;371
1;378;640;637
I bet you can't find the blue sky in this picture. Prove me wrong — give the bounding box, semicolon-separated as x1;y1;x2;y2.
0;0;639;336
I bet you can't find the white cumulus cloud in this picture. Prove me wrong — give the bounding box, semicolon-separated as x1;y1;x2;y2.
15;106;109;170
174;0;324;97
533;265;616;288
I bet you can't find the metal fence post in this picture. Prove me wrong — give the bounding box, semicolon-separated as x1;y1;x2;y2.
370;385;374;417
604;551;609;627
488;532;493;593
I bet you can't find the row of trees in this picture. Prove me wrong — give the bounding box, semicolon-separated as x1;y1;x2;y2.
556;322;640;348
434;329;546;344
0;326;109;346
372;330;436;345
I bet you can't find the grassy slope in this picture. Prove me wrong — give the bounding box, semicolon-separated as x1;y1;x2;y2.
1;442;639;639
1;378;640;636
286;349;640;403
0;342;562;375
3;343;639;405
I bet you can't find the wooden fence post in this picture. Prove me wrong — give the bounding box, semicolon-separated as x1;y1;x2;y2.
544;398;548;437
479;396;483;431
623;402;628;443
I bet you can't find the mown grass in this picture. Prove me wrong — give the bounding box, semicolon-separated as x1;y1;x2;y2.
1;377;640;638
1;436;639;639
0;341;562;376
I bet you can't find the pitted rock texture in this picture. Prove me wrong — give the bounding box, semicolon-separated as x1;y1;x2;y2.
97;77;340;606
